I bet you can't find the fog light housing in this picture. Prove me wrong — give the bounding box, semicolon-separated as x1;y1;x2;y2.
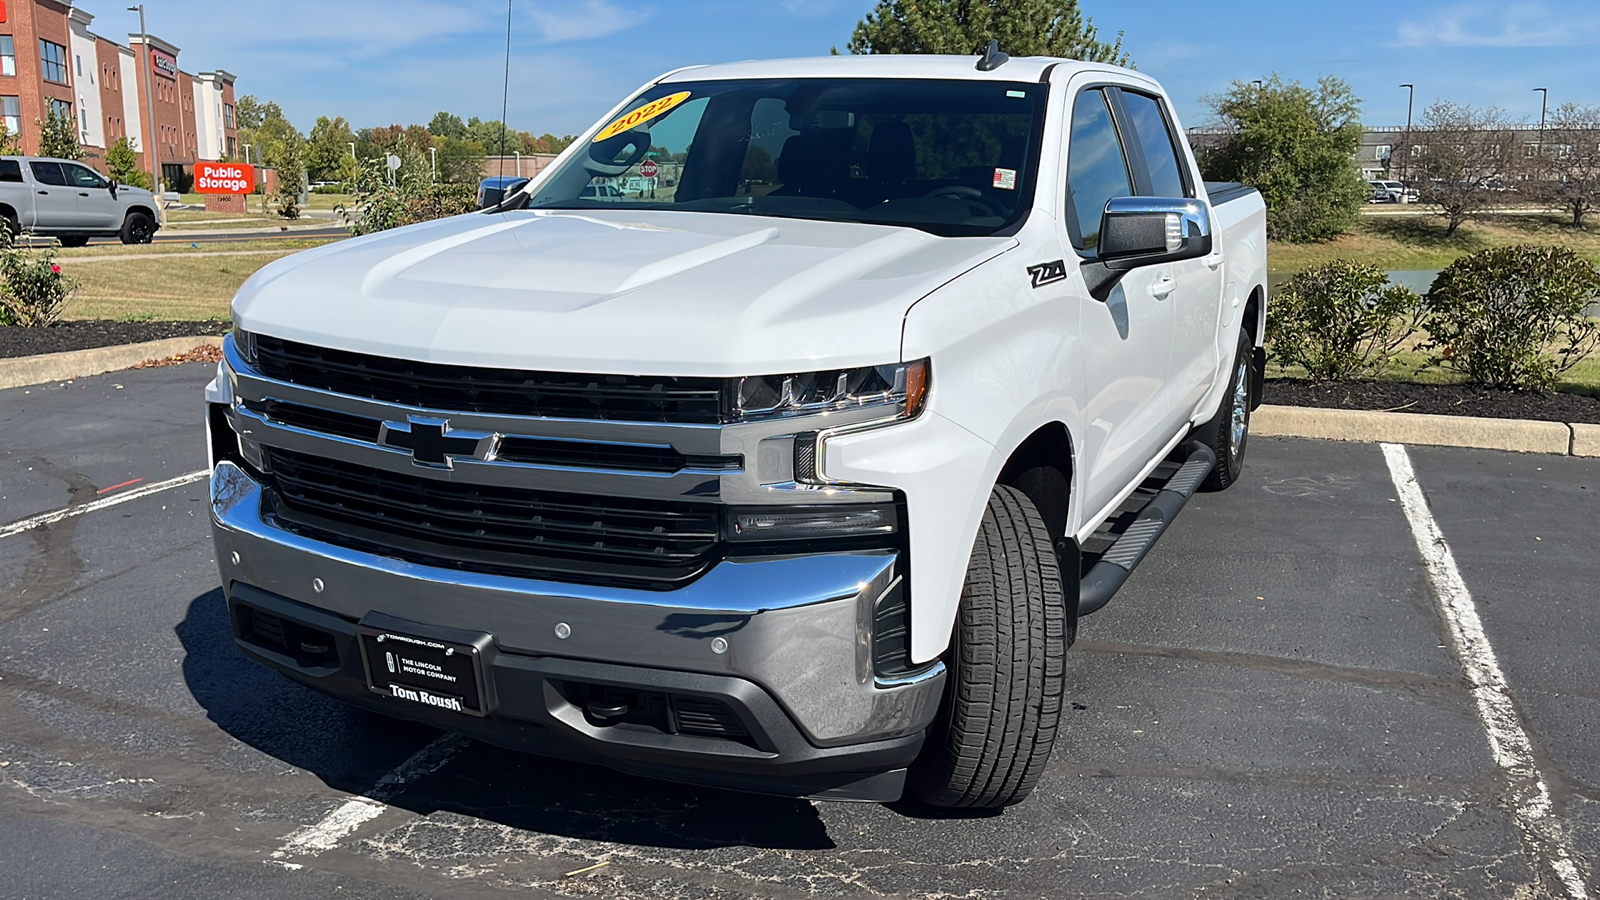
726;505;898;542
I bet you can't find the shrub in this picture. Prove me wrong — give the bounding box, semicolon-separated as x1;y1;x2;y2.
338;157;476;236
0;236;76;327
1266;260;1421;381
1421;245;1600;390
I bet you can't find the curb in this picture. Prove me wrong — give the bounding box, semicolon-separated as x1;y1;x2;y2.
1254;405;1597;459
0;336;223;391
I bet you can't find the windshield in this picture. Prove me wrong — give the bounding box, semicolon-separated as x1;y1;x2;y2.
527;78;1048;237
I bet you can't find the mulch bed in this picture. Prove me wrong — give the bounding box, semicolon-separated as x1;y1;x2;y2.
1266;379;1600;424
0;320;227;359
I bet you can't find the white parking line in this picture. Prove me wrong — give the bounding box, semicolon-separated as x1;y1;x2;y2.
0;470;210;541
269;733;470;867
1382;443;1590;900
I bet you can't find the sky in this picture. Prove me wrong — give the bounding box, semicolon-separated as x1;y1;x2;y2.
78;0;1600;136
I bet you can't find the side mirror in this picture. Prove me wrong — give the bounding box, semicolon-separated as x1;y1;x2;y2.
1082;198;1212;301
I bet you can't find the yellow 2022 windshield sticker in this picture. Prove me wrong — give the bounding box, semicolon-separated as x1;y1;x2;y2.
593;92;692;143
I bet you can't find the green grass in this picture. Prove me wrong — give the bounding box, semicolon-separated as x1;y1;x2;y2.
60;250;303;320
53;238;341;258
1268;213;1600;277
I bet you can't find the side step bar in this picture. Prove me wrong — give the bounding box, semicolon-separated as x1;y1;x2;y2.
1079;441;1216;617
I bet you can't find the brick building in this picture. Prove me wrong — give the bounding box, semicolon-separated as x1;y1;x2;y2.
1;0;239;189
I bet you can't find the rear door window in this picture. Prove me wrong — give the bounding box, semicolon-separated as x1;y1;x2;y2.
1066;88;1135;251
1120;91;1190;199
29;161;67;186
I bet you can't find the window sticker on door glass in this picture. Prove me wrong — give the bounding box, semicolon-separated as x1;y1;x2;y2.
993;168;1018;190
593;92;692;142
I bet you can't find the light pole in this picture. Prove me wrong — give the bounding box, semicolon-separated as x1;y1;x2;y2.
1399;83;1415;182
1534;87;1549;152
348;142;356;160
514;150;521;178
429;146;438;183
128;6;162;197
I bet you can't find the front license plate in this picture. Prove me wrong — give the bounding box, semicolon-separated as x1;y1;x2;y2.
357;619;490;717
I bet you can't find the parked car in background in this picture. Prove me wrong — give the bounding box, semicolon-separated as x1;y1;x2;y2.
1368;180;1412;203
0;156;162;245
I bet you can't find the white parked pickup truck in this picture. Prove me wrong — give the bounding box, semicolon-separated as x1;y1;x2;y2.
0;155;162;245
207;49;1267;808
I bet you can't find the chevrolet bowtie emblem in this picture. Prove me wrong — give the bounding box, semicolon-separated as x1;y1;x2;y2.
379;417;500;469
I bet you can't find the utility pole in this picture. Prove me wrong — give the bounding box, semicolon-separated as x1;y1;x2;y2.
127;6;162;197
1399;83;1415;183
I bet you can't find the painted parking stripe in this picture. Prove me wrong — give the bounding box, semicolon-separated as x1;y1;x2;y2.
269;733;470;867
1382;443;1590;900
0;469;210;541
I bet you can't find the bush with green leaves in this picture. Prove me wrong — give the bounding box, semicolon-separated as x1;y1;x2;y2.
337;157;476;236
0;235;76;327
1266;260;1421;381
105;137;153;190
1421;245;1600;391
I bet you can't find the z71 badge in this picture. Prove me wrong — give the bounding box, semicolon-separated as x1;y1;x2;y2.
1026;259;1069;288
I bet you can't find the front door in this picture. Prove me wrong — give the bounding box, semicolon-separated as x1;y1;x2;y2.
1058;83;1176;523
63;162;123;231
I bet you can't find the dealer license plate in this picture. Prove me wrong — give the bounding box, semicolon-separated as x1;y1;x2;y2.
357;617;490;717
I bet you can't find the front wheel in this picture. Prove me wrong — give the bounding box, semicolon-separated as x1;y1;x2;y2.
908;485;1067;808
1194;327;1255;492
121;212;155;245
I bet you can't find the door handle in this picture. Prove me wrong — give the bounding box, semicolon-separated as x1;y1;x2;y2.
79;191;90;197
1149;277;1177;299
37;190;48;195
1204;254;1224;270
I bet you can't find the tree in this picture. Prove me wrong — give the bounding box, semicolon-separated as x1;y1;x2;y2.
250;101;306;217
847;0;1128;62
428;111;466;140
105;136;152;189
433;135;486;184
0;121;20;156
465;116;514;156
234;95;269;132
306;116;358;183
1199;75;1369;243
1535;103;1600;228
1405;101;1521;236
36;105;81;160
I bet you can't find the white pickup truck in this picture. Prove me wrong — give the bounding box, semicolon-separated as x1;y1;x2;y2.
0;155;162;245
207;50;1266;808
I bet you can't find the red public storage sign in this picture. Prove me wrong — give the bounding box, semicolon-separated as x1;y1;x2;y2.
195;162;255;194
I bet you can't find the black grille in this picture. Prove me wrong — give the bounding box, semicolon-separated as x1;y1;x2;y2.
262;449;721;588
253;335;727;424
672;695;750;740
250;400;382;442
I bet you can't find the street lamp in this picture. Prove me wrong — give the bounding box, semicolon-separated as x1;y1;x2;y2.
1399;84;1415;182
348;142;356;160
429;146;438;183
1534;87;1549;152
1251;79;1263;90
127;6;162;197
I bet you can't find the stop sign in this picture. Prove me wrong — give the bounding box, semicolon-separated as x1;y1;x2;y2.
640;160;659;179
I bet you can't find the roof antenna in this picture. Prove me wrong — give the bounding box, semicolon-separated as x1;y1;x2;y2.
497;0;513;182
976;39;1009;72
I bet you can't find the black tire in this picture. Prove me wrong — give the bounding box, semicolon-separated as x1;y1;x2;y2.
58;235;90;248
1194;327;1254;492
121;211;155;245
909;485;1067;809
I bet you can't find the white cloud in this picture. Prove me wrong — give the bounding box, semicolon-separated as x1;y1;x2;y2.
1395;3;1600;47
525;0;646;43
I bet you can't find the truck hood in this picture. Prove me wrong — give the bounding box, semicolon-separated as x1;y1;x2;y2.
232;209;1014;376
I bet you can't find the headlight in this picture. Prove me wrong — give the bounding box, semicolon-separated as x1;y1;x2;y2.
725;504;898;542
231;326;257;367
731;360;929;422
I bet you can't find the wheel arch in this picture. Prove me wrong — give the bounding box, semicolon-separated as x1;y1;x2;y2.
1243;284;1266;347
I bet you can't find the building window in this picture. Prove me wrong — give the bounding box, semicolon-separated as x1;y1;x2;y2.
76;55;83;78
0;96;19;140
40;40;70;85
1375;145;1393;161
0;37;14;77
49;98;73;123
224;104;235;128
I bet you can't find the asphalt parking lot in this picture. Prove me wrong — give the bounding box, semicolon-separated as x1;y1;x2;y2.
1;362;1596;899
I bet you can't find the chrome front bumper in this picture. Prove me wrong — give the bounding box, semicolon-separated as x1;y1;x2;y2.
210;462;945;789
